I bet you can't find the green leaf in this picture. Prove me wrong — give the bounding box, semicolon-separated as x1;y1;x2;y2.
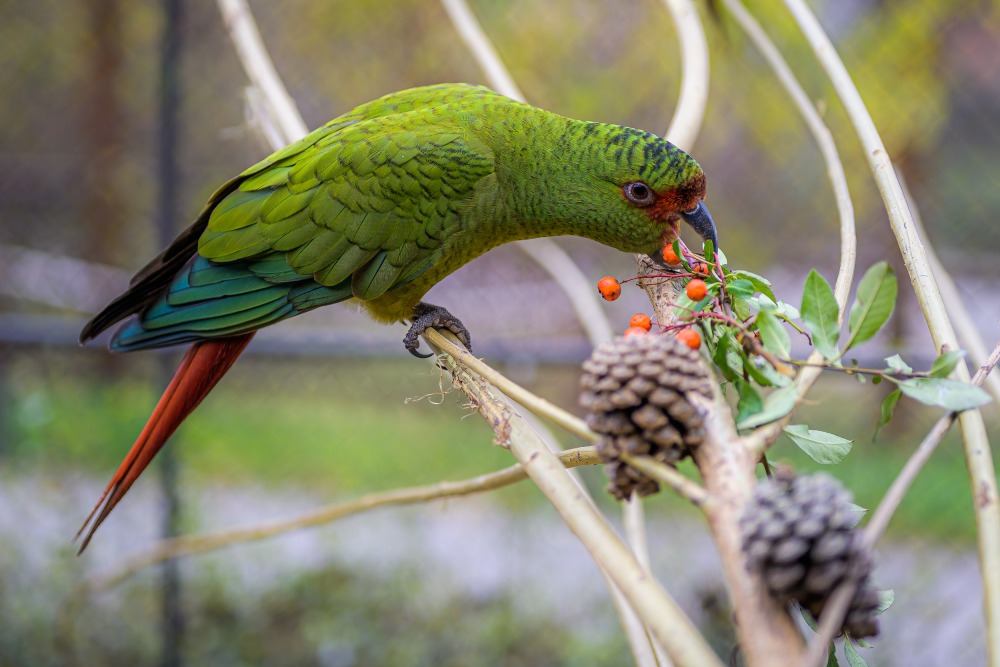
800;607;819;631
884;354;912;375
801;269;840;359
726;279;756;299
929;349;966;378
749;357;792;387
846;262;897;351
874;390;902;441
735;378;764;423
776;301;801;320
896;377;992;411
845;503;868;528
730;270;775;300
756;309;791;359
713;333;739;382
844;639;868;667
784;424;853;464
732;296;751;321
875;589;895;615
750;294;778;311
716;248;729;265
737;384;798;429
827;644;841;667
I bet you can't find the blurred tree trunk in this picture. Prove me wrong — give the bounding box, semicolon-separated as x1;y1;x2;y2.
80;0;124;265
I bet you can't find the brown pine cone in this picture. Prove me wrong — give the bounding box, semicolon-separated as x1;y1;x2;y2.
740;471;881;638
580;333;712;500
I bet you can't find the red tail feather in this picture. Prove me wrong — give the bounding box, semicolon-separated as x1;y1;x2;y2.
75;333;254;553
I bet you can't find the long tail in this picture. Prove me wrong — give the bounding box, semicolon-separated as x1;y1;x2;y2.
75;333;255;553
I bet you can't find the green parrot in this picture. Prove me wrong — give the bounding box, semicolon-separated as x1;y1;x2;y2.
76;83;717;551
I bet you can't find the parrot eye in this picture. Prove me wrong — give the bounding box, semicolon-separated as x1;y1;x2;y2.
623;181;655;207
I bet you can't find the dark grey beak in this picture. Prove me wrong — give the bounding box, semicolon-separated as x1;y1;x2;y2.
680;201;718;254
646;200;719;267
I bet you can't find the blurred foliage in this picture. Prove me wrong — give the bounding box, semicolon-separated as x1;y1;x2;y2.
3;558;629;666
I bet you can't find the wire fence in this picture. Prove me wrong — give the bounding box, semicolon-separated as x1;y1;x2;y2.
1;1;998;665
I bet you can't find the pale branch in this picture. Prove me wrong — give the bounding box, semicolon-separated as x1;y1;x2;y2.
622;499;674;667
427;331;597;443
439;0;524;101
428;329;724;667
636;250;807;662
659;0;710;151
619;455;711;508
62;446;600;612
782;2;1000;661
803;338;1000;667
216;0;307;143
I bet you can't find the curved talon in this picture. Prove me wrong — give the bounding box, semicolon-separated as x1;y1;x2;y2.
403;302;473;358
408;345;434;359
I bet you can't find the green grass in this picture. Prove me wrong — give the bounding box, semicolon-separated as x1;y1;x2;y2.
2;349;996;542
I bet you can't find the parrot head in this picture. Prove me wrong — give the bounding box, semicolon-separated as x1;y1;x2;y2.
506;120;717;261
600;125;717;262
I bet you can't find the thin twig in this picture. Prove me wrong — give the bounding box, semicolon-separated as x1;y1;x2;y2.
804;338;1000;667
430;330;724;667
782;2;1000;663
62;447;599;607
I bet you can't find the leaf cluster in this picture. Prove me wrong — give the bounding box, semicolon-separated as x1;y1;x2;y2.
660;241;990;465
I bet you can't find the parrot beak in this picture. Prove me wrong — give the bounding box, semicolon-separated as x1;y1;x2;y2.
647;200;718;268
680;201;718;254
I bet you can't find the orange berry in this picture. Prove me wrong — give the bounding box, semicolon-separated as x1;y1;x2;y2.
597;276;621;301
686;278;708;301
693;262;710;275
623;326;647;338
661;245;681;265
676;328;701;349
629;313;652;331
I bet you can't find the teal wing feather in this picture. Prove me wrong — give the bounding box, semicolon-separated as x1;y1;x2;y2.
100;84;499;351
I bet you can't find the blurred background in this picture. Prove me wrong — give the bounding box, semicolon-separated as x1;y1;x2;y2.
1;0;998;665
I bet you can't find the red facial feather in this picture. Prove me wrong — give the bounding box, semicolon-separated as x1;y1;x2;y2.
644;173;707;223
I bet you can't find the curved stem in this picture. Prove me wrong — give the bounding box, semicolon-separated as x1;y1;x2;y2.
659;0;710;151
216;0;307;142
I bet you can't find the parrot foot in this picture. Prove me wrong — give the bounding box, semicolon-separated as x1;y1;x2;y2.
404;302;473;358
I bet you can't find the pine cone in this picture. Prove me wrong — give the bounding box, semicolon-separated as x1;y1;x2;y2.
580;333;712;500
740;471;881;638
